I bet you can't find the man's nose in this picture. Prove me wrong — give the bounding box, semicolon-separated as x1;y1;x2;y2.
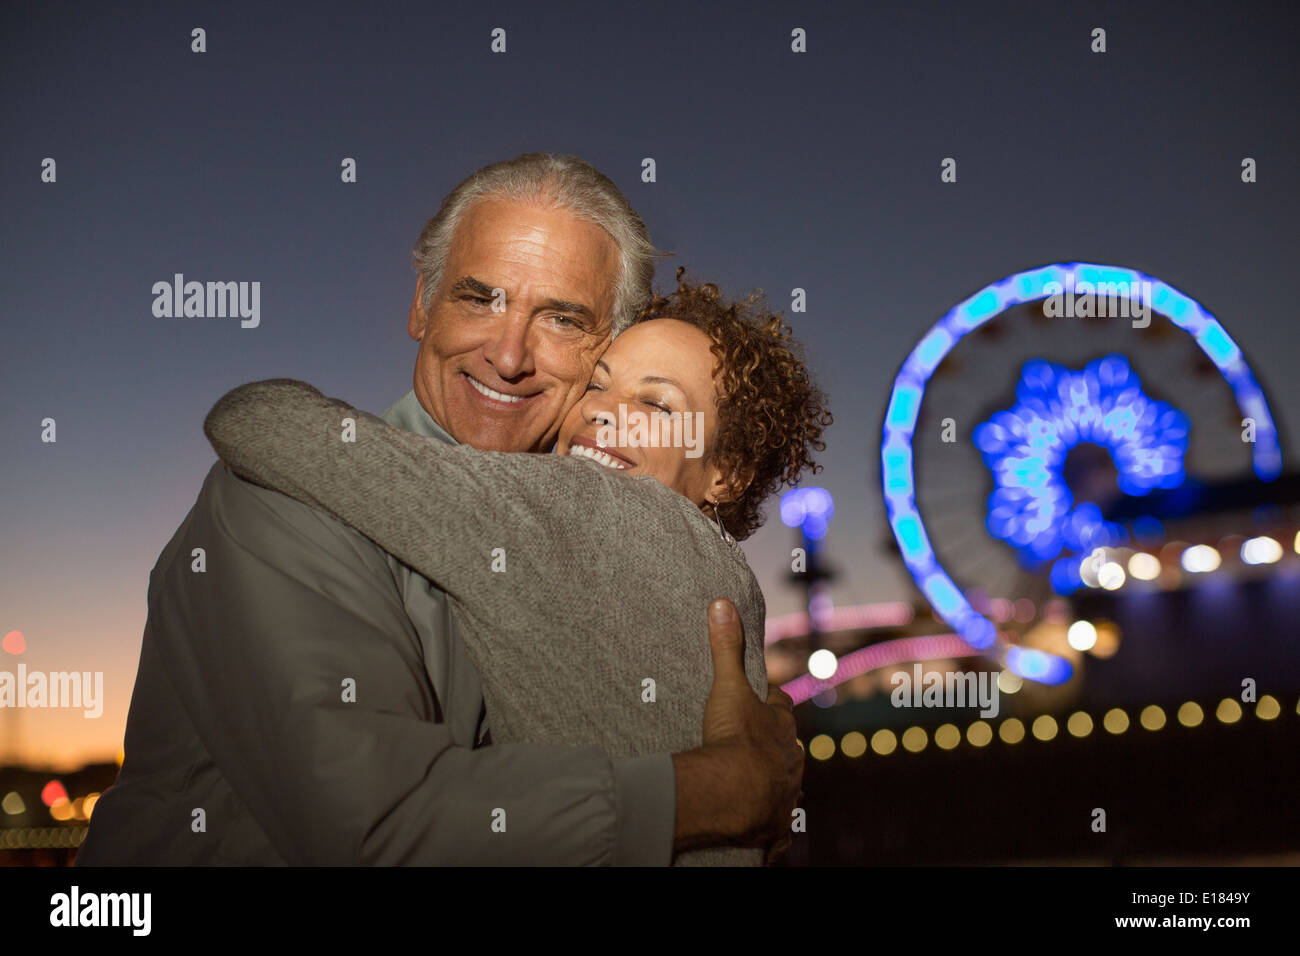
481;312;535;381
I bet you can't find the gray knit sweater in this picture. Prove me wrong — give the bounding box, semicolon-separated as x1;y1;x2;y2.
204;380;768;866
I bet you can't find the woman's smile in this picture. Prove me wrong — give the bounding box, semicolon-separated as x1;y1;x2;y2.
566;434;634;470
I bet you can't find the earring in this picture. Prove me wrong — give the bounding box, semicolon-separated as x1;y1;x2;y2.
710;499;734;544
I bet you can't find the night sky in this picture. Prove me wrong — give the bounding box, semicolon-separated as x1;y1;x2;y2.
2;0;1296;767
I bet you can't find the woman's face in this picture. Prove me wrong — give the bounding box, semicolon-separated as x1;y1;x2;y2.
556;318;732;508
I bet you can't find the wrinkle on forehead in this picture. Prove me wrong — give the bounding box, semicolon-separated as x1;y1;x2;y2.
448;200;619;317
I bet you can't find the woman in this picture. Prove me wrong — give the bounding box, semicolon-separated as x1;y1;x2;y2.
204;271;831;865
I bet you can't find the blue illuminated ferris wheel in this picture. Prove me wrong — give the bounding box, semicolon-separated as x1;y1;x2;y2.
880;263;1284;685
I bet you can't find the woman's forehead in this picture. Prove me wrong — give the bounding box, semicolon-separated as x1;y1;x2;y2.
607;318;712;369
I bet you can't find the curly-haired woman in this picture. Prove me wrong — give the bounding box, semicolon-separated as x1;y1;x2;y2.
203;270;831;866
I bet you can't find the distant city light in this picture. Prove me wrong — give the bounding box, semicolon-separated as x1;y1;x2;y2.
807;649;838;680
1098;562;1126;590
780;486;835;540
40;781;67;808
1140;705;1167;731
808;735;835;760
1031;715;1059;741
1067;620;1098;651
966;721;993;747
840;732;867;758
998;719;1025;744
1180;544;1221;573
996;670;1023;694
1241;536;1282;565
902;727;929;753
1128;552;1161;580
934;724;961;749
1103;708;1130;734
1216;699;1243;724
801;694;1296;762
1;792;25;815
1;630;24;655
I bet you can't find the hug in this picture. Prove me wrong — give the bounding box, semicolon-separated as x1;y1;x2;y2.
80;152;830;867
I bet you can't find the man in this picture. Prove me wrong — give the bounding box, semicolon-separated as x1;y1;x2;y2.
78;153;801;866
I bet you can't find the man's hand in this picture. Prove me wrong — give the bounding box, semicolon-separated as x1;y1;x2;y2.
672;598;804;858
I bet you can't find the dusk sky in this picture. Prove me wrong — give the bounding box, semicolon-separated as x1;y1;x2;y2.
2;0;1297;769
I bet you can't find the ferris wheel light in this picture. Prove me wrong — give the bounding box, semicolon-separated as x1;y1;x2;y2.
974;355;1190;574
1004;646;1072;684
881;262;1282;684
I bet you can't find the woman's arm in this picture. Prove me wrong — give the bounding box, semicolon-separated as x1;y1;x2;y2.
203;378;680;607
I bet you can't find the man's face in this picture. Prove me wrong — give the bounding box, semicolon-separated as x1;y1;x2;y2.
409;198;620;453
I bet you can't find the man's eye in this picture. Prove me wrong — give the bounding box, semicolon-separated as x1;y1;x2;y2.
461;295;491;306
585;382;605;392
551;314;581;328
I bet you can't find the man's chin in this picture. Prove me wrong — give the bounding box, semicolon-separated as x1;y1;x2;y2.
452;420;554;453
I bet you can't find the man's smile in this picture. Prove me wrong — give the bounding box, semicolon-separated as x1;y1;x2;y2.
461;371;538;408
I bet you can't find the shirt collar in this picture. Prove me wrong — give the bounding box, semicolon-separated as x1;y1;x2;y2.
380;389;457;445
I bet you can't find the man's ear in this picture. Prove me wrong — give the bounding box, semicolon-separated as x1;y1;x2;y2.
408;275;429;341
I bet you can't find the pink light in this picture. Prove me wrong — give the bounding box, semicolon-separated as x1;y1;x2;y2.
2;630;25;655
780;633;983;705
764;602;915;644
809;590;834;630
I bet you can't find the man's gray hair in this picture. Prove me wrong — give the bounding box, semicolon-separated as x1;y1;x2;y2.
412;153;658;335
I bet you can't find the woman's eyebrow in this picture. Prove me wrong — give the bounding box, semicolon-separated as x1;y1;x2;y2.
594;361;684;391
641;375;684;389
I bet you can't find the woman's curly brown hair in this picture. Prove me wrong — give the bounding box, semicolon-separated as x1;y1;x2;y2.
634;267;832;541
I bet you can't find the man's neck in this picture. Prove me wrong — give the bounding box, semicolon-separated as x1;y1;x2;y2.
380;390;457;445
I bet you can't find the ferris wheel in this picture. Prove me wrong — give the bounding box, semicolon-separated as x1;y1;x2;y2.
879;263;1284;685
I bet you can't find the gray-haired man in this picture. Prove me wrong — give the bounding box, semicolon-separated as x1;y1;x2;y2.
78;153;801;866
